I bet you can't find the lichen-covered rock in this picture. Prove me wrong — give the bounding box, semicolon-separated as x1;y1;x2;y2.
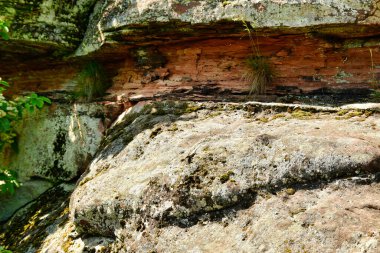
59;101;380;252
77;0;380;55
2;103;108;182
2;101;380;252
0;0;96;54
0;102;115;222
0;180;53;222
0;183;74;253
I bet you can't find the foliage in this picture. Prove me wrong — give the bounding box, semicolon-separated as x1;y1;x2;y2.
0;81;51;194
0;167;19;195
73;61;110;102
242;21;275;95
0;20;51;195
0;20;9;40
0;246;12;253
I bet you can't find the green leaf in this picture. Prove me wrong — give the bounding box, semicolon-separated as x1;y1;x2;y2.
41;96;51;104
36;99;44;109
0;118;10;132
0;31;9;40
0;80;9;87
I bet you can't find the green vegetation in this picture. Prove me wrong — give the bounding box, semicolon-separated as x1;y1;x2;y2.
0;20;51;195
0;20;9;40
220;170;234;183
242;21;275;95
0;246;12;253
73;61;110;102
244;56;275;95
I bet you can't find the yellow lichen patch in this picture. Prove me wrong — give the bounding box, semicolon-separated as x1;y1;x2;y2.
345;110;364;118
335;110;365;120
271;113;286;120
291;109;313;119
337;109;349;116
167;123;179;132
285;188;296;195
256;117;269;123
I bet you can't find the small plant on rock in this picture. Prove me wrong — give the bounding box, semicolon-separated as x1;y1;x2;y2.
243;56;275;95
73;61;110;102
242;21;275;95
0;245;12;253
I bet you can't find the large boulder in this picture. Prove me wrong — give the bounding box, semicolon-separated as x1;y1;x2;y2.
0;0;97;55
60;101;380;252
77;0;380;55
2;101;380;252
0;102;121;222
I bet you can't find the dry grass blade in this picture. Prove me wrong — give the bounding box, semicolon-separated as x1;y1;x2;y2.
242;56;275;95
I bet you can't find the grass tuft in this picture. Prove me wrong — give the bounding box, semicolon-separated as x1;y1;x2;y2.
243;56;275;95
73;61;110;102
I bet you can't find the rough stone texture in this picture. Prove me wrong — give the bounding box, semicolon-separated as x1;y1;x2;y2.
108;36;380;100
0;183;74;253
2;102;380;252
0;0;96;54
78;0;380;55
1;103;109;183
0;180;53;222
0;102;123;222
45;101;379;252
1;1;380;100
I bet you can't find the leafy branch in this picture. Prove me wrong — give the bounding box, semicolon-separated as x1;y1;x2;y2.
0;20;51;195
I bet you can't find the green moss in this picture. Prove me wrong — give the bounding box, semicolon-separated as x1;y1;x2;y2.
291;109;313;119
337;109;348;116
256;117;269;123
271;113;286;120
220;171;234;183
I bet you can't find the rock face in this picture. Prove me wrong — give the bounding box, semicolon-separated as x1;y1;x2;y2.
0;0;96;54
1;1;380;252
0;183;75;253
78;0;380;55
1;1;380;100
0;102;121;222
3;101;377;252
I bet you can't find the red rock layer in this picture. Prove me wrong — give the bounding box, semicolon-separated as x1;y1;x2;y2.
1;34;379;100
111;35;380;100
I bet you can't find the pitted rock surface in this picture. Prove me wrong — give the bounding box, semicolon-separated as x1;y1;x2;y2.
63;102;380;252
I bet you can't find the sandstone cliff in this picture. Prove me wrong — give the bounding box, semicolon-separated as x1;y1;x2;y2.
0;1;380;253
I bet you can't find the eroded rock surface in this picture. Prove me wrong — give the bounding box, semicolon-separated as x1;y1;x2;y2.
0;0;96;54
2;101;380;252
0;102;121;222
78;0;380;55
25;101;377;252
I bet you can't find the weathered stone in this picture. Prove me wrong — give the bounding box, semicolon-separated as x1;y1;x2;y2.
0;179;53;222
0;0;97;54
0;103;108;183
62;101;380;251
0;183;74;252
2;102;380;252
2;1;380;100
77;0;380;55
